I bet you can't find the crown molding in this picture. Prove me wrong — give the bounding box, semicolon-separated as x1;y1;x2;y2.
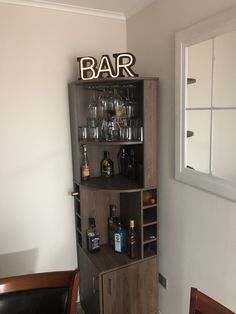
0;0;126;20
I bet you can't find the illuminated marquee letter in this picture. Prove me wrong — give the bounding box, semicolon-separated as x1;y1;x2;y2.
77;52;138;80
77;56;97;80
95;55;115;79
113;53;138;78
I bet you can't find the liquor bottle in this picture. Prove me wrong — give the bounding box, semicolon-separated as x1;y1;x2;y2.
80;144;90;181
87;217;100;253
127;219;138;259
127;148;136;180
114;221;127;254
108;204;118;248
117;147;127;175
101;151;114;178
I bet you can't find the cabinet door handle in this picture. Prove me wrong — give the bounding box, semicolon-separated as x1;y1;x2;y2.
108;278;113;296
71;191;79;196
92;276;99;294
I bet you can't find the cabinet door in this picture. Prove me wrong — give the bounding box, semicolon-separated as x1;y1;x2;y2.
102;257;157;314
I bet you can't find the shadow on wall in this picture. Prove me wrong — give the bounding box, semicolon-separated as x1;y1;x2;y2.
0;248;39;278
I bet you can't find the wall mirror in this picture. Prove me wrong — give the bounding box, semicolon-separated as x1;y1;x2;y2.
175;6;236;201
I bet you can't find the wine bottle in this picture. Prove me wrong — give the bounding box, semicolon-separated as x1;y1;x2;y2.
101;151;114;178
87;217;100;253
127;148;136;180
114;221;127;254
127;219;138;259
117;147;127;175
80;144;90;181
108;204;118;248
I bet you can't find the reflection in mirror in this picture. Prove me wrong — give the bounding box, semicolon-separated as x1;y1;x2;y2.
175;6;236;201
212;110;236;181
186;110;211;173
186;30;236;182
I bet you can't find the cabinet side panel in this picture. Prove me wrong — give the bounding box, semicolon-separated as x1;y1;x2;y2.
69;84;81;183
79;247;100;314
143;79;158;187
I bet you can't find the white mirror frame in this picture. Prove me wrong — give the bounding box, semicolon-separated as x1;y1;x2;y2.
175;6;236;202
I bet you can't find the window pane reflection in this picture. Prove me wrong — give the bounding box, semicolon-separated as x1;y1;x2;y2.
212;110;236;181
186;110;211;173
214;30;236;107
187;40;213;108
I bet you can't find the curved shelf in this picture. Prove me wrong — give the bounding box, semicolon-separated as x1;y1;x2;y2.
80;140;143;146
80;174;143;192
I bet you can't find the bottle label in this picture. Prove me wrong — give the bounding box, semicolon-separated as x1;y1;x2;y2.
82;165;90;177
91;237;100;249
114;233;121;252
102;162;112;177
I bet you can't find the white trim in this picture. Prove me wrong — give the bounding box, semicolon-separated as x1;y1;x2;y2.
175;5;236;202
0;0;126;20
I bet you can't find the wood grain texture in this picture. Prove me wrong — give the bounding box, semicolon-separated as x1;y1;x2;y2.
79;247;100;314
82;244;142;274
80;186;120;248
102;257;158;314
143;79;158;187
189;287;235;314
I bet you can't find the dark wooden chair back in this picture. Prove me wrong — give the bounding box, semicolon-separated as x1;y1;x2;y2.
190;287;235;314
0;269;79;314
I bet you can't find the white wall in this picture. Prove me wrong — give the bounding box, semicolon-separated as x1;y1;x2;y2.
127;1;236;313
0;3;126;276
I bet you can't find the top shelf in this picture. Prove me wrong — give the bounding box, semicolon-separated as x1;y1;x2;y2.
70;77;159;86
80;140;143;146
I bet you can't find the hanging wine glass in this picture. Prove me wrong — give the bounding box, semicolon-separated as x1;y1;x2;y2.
125;86;135;119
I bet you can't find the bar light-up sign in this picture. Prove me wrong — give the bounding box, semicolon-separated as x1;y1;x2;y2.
77;52;138;80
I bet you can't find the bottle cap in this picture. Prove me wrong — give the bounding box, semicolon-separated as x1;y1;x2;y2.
130;220;135;228
110;204;116;215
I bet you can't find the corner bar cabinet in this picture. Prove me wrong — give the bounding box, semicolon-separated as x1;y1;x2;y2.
69;77;158;314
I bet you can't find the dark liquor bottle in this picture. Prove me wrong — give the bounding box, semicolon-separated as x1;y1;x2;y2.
87;217;100;253
101;151;114;178
127;148;136;180
108;204;118;248
114;221;127;254
127;219;137;259
117;147;127;175
80;144;90;181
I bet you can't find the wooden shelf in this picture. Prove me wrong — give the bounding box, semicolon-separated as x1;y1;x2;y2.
143;238;157;244
80;174;143;192
143;203;157;209
83;244;141;273
143;221;157;227
80;140;143;146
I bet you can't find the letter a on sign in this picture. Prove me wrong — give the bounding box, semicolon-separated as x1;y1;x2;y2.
77;52;138;80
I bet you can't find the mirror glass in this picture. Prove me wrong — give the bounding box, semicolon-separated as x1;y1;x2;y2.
175;6;236;201
185;30;236;181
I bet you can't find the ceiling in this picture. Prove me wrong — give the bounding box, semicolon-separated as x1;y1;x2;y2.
33;0;156;18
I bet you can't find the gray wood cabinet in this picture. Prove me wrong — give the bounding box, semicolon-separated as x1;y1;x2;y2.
102;257;157;314
69;77;159;314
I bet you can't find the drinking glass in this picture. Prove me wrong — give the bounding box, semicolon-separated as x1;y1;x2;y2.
78;126;87;140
